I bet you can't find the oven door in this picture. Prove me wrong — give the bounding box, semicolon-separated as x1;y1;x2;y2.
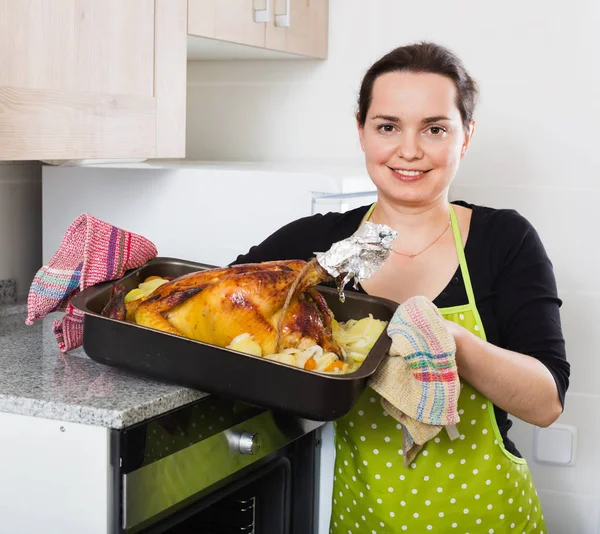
153;455;292;534
115;395;323;534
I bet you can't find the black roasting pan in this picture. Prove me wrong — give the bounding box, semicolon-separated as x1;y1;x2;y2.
71;257;398;421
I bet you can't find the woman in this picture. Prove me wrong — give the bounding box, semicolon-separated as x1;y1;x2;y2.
232;42;569;533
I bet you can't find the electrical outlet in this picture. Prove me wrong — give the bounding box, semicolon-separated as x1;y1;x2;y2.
533;423;578;466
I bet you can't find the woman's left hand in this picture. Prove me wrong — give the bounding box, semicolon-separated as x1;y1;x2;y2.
443;318;469;349
442;318;563;428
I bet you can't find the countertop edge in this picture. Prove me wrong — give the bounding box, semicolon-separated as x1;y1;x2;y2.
0;389;210;429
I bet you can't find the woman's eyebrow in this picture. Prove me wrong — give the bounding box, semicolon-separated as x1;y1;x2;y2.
371;114;400;122
422;115;451;124
370;114;452;123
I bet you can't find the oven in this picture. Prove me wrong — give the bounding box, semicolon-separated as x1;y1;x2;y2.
111;394;324;534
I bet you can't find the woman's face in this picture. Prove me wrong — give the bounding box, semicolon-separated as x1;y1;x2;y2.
358;71;474;208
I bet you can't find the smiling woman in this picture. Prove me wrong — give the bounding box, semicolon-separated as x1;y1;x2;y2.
231;41;569;534
356;47;476;212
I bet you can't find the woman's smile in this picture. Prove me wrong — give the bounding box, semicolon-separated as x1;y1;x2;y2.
388;167;431;183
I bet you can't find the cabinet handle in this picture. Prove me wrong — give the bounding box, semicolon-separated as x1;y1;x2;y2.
275;0;291;27
254;0;271;23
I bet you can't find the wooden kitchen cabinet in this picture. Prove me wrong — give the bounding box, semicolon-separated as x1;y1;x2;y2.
266;0;329;59
0;0;328;162
188;0;267;49
188;0;328;59
0;0;188;161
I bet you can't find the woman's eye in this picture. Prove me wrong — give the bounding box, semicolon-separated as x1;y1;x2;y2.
428;126;446;135
378;124;395;133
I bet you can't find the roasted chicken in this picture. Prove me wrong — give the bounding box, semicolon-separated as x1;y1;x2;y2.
103;259;345;360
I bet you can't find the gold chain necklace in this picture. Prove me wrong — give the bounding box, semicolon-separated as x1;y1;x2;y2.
391;218;451;259
369;210;452;259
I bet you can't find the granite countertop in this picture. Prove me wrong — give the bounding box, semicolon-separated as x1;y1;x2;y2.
0;309;207;429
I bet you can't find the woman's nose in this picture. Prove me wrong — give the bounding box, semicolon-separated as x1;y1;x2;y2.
395;133;423;161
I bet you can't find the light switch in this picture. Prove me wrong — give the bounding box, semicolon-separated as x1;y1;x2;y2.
533;423;577;466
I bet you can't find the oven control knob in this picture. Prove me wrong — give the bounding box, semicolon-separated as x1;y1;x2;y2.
238;431;261;455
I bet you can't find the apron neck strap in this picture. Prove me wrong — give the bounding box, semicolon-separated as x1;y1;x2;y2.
363;203;376;224
449;205;477;308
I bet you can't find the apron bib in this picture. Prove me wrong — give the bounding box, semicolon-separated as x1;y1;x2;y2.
330;206;546;533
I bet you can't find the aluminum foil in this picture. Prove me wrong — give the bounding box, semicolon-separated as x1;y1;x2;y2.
315;222;398;302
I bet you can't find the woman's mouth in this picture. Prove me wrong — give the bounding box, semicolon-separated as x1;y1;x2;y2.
388;167;430;182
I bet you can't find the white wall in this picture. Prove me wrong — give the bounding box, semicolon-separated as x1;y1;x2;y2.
42;163;364;268
187;1;600;532
0;162;42;300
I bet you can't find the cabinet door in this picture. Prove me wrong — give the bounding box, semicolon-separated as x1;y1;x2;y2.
188;0;266;48
0;0;187;161
265;0;328;59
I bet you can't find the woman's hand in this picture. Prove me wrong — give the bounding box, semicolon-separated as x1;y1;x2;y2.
443;319;563;428
443;318;469;348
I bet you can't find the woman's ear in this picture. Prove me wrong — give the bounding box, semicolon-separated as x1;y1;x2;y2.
460;120;475;158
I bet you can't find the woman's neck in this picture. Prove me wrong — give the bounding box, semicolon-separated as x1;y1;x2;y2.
370;197;450;229
368;196;453;253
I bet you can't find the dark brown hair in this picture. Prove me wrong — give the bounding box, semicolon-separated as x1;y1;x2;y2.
357;42;479;133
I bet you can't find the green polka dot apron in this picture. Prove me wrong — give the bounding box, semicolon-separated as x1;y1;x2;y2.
330;205;546;534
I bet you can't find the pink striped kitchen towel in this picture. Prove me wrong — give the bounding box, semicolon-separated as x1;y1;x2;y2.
25;213;157;352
